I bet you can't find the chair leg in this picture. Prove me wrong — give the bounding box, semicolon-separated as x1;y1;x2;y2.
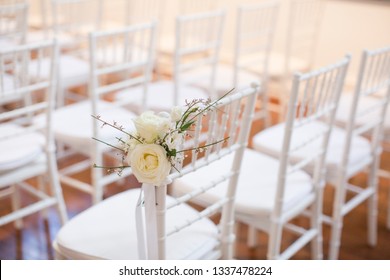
48;152;68;225
247;225;257;248
329;183;347;260
267;220;283;260
310;189;324;260
92;167;104;204
91;144;105;204
367;160;379;246
37;175;48;220
367;192;378;246
11;184;23;229
387;188;390;230
329;213;343;260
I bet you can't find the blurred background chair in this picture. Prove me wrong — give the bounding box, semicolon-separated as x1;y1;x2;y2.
0;40;68;229
52;83;259;260
328;46;390;257
266;0;325;121
189;0;279;127
115;9;225;112
27;0;103;107
253;47;390;259
49;22;157;204
172;56;351;259
0;2;28;50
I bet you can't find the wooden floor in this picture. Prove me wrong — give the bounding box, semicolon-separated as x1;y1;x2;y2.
1;111;390;260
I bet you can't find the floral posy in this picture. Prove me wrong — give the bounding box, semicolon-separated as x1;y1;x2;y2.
93;91;232;187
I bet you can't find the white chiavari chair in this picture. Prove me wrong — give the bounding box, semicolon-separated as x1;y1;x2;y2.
189;1;279;126
0;2;28;50
28;0;102;107
179;0;219;15
52;83;259;260
99;0;165;74
100;0;164;29
172;56;351;259
48;22;157;204
157;0;219;57
331;46;390;244
115;9;225;113
253;47;390;259
267;0;325;121
0;40;68;229
26;0;52;43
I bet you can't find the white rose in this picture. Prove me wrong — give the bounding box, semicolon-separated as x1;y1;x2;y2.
127;144;171;186
170;106;183;122
134;111;171;143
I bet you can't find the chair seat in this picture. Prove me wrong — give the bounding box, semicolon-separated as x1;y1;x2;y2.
0;38;18;51
29;54;90;89
172;148;313;217
55;189;219;259
252;121;372;183
0;74;18;104
115;80;208;112
184;64;261;94
37;100;136;151
335;92;390;136
0;124;45;173
245;52;309;78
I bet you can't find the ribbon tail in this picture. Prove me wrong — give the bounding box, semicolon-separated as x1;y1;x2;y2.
135;187;147;259
143;183;158;259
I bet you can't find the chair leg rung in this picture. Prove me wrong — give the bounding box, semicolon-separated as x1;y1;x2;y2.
342;188;374;216
279;229;318;260
0;198;56;227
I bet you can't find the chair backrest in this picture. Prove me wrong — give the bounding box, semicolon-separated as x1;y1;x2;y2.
234;1;279;123
285;0;324;76
0;40;58;148
100;0;163;28
341;47;390;170
275;55;350;218
138;83;259;259
89;22;157;132
0;2;28;48
125;0;163;25
174;9;225;101
235;1;279;86
51;0;102;51
179;0;219;15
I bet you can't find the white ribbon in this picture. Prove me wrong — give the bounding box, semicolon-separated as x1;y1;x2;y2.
135;186;146;260
135;183;158;259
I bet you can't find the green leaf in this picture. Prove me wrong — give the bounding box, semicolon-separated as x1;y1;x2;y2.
180;120;195;132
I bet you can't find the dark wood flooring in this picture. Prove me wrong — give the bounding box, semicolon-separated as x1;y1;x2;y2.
1;114;390;260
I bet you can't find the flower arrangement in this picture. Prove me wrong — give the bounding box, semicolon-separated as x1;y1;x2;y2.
93;91;232;187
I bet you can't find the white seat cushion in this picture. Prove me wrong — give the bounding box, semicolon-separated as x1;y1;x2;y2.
335;92;390;136
245;52;309;78
115;80;208;112
55;189;219;260
0;38;17;51
172;149;313;216
252;121;372;183
0;124;45;172
184;64;261;94
0;74;19;104
267;52;309;77
29;54;90;89
46;100;136;150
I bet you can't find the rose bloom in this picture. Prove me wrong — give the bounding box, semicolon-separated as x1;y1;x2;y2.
128;144;171;186
134;111;171;143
